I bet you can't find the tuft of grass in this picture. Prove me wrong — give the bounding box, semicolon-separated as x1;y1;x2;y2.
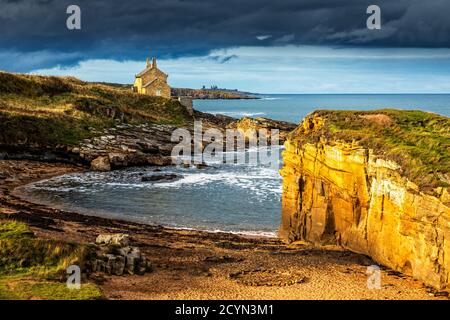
0;71;192;146
29;282;101;300
0;278;102;300
0;220;101;300
0;281;23;300
0;237;95;277
290;109;450;192
0;220;34;239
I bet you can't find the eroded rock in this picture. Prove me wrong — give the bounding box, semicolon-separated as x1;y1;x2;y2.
280;114;450;290
92;235;152;276
96;233;130;246
141;173;180;182
227;117;296;144
90;156;111;172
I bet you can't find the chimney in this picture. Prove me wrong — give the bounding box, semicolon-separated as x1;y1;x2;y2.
146;57;150;68
152;57;157;68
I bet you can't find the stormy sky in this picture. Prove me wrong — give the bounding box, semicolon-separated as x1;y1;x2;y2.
2;0;450;93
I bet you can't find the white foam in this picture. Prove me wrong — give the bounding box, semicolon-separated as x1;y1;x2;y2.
260;97;283;100
23;146;283;236
168;225;278;238
203;228;278;238
208;111;266;118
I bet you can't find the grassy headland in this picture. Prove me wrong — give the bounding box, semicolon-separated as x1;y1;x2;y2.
0;72;192;147
290;109;450;192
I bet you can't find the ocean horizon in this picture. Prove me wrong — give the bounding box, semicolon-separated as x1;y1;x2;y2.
194;93;450;123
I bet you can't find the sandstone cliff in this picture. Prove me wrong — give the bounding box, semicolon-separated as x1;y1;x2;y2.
280;110;450;290
227;117;297;143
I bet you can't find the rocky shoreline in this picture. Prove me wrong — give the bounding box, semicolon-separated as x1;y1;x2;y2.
0;88;448;299
0;160;446;299
1;112;296;172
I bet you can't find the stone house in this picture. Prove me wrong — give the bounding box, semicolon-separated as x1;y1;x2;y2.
133;57;171;98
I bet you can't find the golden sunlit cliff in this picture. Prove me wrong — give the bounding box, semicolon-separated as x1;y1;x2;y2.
280;110;450;290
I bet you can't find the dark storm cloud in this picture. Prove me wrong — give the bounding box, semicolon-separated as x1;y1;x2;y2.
1;0;450;71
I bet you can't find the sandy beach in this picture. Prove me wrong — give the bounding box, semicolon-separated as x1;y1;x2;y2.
0;160;445;300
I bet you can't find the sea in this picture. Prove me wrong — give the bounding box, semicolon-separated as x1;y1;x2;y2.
21;94;450;237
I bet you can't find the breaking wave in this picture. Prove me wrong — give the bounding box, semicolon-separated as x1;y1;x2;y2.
21;146;283;237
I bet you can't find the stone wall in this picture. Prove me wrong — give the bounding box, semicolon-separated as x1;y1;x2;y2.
280;120;450;290
176;97;194;116
144;79;171;98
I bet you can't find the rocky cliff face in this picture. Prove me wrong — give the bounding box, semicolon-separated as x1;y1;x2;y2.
227;117;297;143
280;111;450;290
79;116;296;171
73;123;178;170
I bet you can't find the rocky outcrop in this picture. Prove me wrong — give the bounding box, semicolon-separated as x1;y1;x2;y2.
90;156;111;172
0;122;179;169
75;117;296;171
72;123;178;170
280;111;450;290
141;173;180;182
91;246;152;276
227;117;297;144
92;233;152;276
96;233;130;246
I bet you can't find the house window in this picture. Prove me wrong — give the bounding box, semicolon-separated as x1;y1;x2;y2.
156;89;161;96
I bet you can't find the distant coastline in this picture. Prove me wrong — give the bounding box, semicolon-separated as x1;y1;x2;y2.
171;87;259;99
90;81;260;99
194;93;450;123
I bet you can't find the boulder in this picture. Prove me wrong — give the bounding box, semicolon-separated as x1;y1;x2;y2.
96;233;130;246
146;155;173;166
90;244;152;276
90;156;111;172
108;152;128;167
92;259;106;273
107;255;125;276
141;174;180;182
227;117;296;144
124;247;141;274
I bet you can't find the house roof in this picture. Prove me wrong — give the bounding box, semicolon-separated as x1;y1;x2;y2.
136;66;168;78
142;78;158;88
136;67;150;77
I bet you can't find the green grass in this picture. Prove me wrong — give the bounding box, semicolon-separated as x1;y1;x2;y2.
0;237;95;276
290;109;450;192
0;276;102;300
0;220;34;239
0;281;23;300
0;71;192;146
0;220;102;300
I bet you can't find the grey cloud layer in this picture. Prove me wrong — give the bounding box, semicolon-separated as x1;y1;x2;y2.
1;0;449;71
